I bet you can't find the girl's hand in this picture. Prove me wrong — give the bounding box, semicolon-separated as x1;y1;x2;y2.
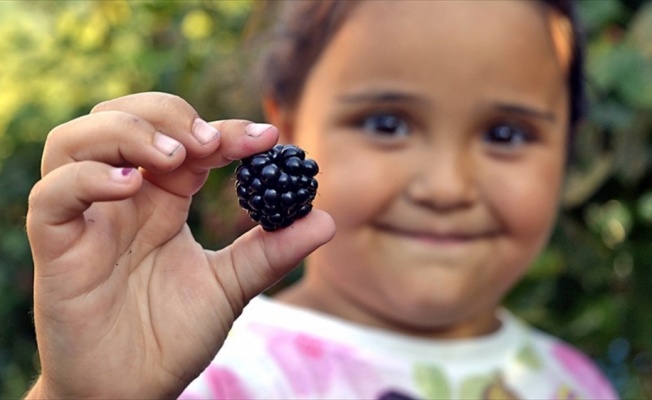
25;92;335;399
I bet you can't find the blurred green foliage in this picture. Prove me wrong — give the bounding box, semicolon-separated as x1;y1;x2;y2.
0;0;650;398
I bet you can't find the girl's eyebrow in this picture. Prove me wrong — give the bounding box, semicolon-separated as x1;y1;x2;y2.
337;92;557;123
493;102;557;123
338;90;429;105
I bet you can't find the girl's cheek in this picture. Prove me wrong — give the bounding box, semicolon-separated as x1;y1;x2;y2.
315;156;394;224
488;167;562;242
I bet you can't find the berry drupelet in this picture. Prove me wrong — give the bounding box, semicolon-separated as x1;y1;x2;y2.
235;144;319;231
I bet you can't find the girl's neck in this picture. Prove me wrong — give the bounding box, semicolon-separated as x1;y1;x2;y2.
275;280;502;340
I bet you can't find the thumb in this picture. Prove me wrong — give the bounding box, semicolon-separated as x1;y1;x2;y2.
214;210;335;308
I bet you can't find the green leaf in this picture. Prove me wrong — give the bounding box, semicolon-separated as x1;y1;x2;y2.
515;344;544;370
458;373;496;400
413;364;451;400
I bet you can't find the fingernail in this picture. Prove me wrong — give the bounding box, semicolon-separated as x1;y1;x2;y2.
111;167;136;182
246;123;273;137
154;132;182;156
192;118;220;144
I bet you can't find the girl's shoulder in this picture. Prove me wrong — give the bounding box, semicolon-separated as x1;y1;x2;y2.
514;316;619;400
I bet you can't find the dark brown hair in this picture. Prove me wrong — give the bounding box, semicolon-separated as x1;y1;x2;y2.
256;0;585;135
253;0;360;110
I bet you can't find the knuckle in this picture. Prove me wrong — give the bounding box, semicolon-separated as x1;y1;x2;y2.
27;179;46;211
214;119;254;137
113;111;150;132
44;122;69;149
90;92;180;114
90;98;114;114
157;93;196;117
230;119;254;127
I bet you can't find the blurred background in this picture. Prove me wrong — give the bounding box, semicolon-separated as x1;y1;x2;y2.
0;0;651;398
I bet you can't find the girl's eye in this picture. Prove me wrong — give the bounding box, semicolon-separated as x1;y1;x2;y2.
483;123;534;148
361;114;410;138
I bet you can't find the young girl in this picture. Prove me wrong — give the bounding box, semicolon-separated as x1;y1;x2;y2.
25;1;617;399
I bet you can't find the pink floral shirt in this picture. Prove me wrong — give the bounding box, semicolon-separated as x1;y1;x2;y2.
180;296;618;400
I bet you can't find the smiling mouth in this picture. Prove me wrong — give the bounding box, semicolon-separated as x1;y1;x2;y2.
375;223;498;246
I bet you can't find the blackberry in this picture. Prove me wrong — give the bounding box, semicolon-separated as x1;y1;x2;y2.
235;144;319;231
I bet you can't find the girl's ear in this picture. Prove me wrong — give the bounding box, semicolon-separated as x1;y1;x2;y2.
262;94;294;144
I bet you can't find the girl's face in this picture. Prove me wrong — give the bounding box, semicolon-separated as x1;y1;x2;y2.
273;0;570;337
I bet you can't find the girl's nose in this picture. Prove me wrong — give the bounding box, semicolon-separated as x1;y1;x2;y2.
406;148;477;211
